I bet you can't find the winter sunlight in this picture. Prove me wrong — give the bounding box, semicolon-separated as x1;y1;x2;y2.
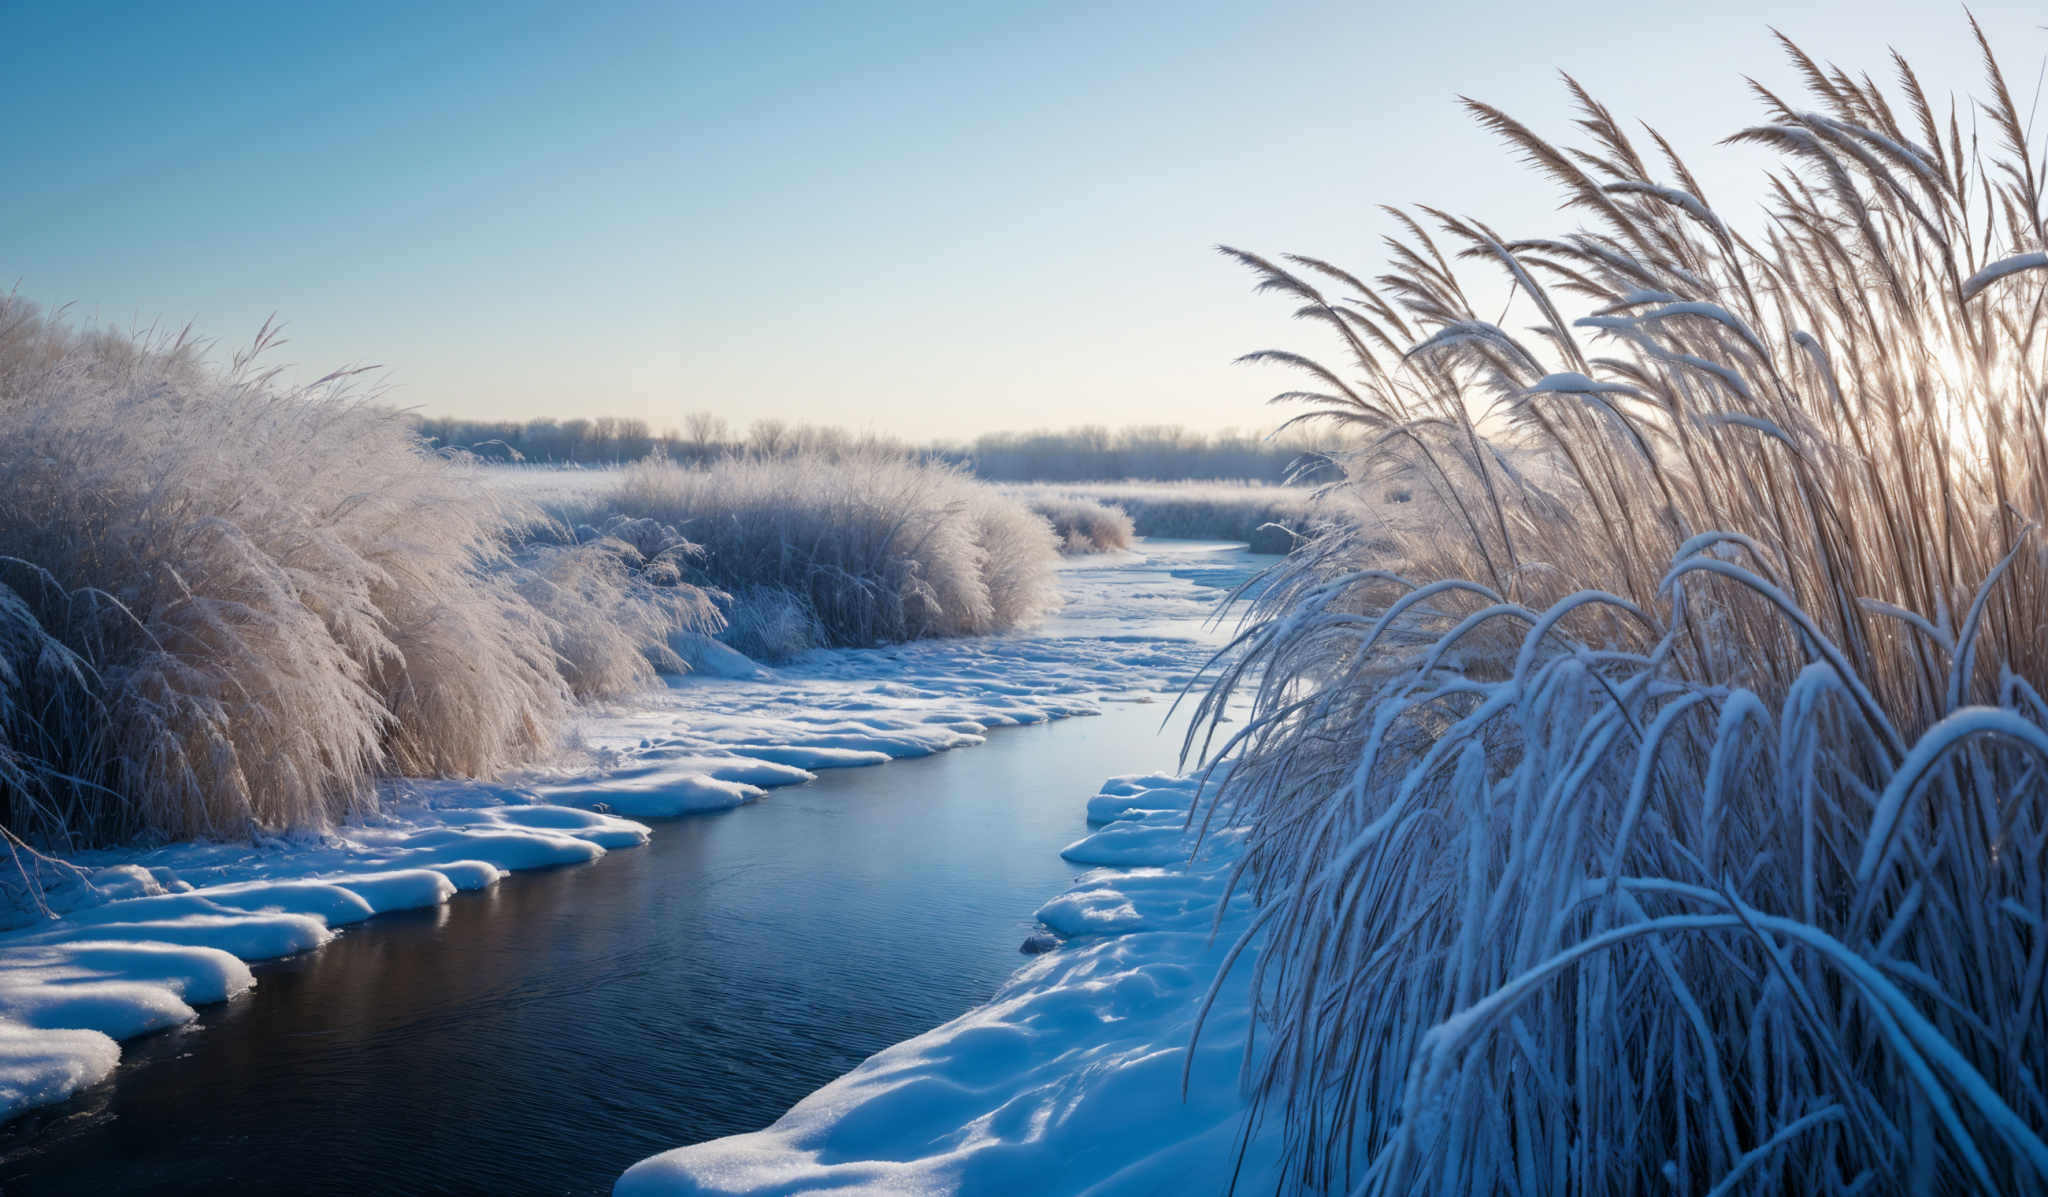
3;4;2046;1195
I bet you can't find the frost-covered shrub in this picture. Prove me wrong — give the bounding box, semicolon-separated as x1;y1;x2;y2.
1195;27;2048;1195
1007;481;1315;543
511;536;718;704
588;453;1060;656
715;587;826;663
970;487;1066;631
1026;495;1136;554
0;301;714;848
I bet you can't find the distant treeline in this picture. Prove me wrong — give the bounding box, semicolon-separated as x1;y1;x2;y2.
411;414;1344;483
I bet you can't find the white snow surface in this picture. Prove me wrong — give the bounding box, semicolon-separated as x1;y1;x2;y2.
615;772;1280;1196
0;542;1260;1129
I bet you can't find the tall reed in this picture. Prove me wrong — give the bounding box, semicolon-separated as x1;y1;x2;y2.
1195;25;2048;1194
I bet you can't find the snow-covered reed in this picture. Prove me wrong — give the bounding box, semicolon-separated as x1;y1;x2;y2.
1194;26;2048;1194
1027;494;1137;554
587;453;1061;658
0;301;714;850
511;517;719;703
1006;481;1316;543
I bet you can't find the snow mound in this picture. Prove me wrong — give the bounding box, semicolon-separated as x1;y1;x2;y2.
528;761;771;817
1059;811;1194;867
669;633;776;681
0;1026;119;1116
1084;778;1197;824
314;870;456;914
617;776;1280;1196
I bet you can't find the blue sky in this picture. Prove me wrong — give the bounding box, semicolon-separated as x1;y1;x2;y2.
3;2;2043;438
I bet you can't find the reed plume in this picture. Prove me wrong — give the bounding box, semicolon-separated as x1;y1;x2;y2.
1196;23;2048;1193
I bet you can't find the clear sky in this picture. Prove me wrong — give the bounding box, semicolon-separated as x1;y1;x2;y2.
3;3;2042;439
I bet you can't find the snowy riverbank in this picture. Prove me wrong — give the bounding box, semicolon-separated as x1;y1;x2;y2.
616;770;1279;1195
0;542;1258;1131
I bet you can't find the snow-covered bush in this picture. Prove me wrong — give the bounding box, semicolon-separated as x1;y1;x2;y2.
510;520;719;703
0;301;715;849
1194;27;2048;1194
713;586;826;663
587;453;1060;658
1027;494;1136;554
1007;481;1316;543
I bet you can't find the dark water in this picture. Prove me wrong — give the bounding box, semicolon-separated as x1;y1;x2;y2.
0;700;1194;1196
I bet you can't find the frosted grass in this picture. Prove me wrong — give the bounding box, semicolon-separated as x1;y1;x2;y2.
1007;481;1318;543
0;302;715;856
1026;494;1138;554
583;454;1062;659
1194;25;2048;1194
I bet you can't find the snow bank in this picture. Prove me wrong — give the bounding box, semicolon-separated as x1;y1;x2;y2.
617;774;1279;1196
0;801;650;1122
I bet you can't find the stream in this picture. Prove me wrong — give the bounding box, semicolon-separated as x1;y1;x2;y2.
0;698;1198;1195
